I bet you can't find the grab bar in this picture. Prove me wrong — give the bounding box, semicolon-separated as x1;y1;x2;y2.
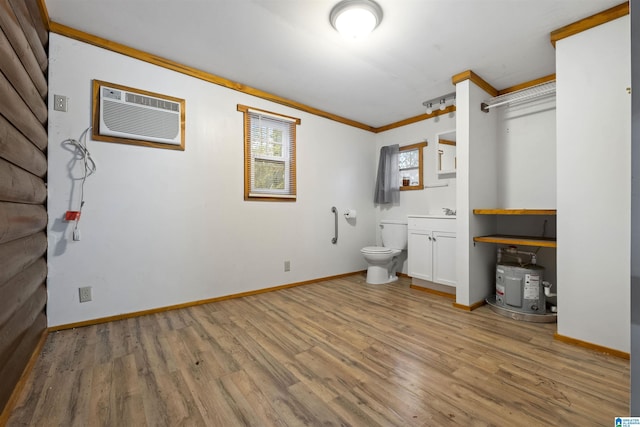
331;206;338;244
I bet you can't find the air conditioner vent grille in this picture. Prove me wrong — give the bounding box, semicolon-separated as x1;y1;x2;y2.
93;80;185;150
124;93;180;112
103;99;179;140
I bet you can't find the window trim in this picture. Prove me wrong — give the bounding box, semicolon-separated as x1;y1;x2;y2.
238;104;301;202
399;141;427;191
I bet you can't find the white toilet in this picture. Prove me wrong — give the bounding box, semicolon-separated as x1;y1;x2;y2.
361;219;408;285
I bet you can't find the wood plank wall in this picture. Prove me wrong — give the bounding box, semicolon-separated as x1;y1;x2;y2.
0;0;48;414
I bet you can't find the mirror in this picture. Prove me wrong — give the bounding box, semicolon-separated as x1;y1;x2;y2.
437;130;456;176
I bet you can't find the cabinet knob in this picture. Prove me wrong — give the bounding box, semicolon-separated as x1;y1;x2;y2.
432;237;437;241
428;236;432;241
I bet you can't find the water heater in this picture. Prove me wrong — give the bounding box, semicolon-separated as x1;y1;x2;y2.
495;262;546;314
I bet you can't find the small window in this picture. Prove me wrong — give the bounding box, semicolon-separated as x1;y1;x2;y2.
238;105;300;201
399;142;427;190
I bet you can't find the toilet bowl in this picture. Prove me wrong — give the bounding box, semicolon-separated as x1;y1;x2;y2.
361;220;408;285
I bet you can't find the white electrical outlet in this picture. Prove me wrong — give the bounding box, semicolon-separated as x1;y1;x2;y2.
284;260;291;272
54;94;68;112
79;286;92;303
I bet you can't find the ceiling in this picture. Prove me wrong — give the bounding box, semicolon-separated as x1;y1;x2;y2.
44;0;623;128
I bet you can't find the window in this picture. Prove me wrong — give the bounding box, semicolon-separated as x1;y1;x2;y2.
238;105;300;201
399;142;427;190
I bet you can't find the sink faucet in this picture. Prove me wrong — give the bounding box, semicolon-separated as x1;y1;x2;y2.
443;208;456;216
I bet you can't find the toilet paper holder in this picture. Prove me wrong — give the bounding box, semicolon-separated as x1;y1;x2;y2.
344;209;357;219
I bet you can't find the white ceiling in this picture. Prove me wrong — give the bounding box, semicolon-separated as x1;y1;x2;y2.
45;0;622;128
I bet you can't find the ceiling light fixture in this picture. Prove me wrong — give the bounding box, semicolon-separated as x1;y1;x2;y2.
425;103;433;115
422;92;456;115
330;0;383;39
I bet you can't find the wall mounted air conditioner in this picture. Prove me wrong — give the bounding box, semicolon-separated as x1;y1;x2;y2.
92;80;185;150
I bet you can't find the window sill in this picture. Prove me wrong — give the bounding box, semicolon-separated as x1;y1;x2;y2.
400;185;424;191
246;194;297;202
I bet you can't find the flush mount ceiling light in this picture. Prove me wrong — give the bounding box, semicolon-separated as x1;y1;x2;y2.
330;0;383;39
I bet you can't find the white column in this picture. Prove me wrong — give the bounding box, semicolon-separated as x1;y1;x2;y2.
556;16;631;352
455;79;499;306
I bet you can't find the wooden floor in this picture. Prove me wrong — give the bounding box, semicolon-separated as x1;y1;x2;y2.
7;275;629;426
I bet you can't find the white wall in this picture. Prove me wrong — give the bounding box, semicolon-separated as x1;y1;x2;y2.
556;16;631;352
47;34;378;327
631;0;640;413
497;98;556;209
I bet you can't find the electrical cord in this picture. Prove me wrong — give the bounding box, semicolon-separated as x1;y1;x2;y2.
533;219;548;255
62;127;96;239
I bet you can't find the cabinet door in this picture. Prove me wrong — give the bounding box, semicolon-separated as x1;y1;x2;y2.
408;230;433;281
433;231;456;287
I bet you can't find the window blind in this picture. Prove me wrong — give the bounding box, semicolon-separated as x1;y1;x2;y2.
238;105;299;201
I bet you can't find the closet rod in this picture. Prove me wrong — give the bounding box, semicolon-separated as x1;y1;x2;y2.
481;81;555;112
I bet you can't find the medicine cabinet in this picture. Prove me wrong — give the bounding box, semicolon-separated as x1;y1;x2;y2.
437;130;456;176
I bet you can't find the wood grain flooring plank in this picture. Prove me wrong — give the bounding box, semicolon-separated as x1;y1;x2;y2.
329;384;409;426
7;330;70;423
282;359;340;404
355;345;494;425
450;364;576;426
134;319;178;374
220;318;299;389
242;361;316;426
188;305;249;369
23;328;93;426
326;394;398;427
224;369;287;427
295;346;362;401
215;372;274;427
174;324;217;362
5;275;630;426
93;318;142;365
137;362;206;426
240;299;318;355
300;345;418;425
175;351;249;426
88;360;117;427
286;381;352;426
231;311;309;364
112;354;146;427
62;327;98;427
132;318;201;426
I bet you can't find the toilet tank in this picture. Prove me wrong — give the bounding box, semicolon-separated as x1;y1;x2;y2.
380;220;408;249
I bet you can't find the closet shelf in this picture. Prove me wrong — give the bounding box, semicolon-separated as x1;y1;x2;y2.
473;209;556;215
473;235;557;248
473;208;557;248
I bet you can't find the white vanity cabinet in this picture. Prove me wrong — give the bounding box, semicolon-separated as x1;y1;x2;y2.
407;216;456;287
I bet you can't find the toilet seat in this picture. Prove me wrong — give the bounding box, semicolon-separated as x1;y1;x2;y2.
361;246;392;254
